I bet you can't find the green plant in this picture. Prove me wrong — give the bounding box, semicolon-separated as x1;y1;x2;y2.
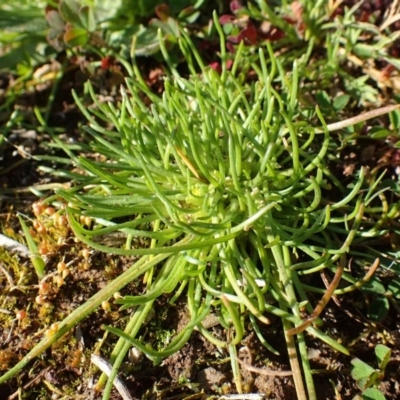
1;10;399;400
351;344;391;400
0;0;52;73
46;0;206;55
229;0;400;110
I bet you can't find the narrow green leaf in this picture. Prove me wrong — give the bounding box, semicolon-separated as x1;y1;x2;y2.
17;215;45;279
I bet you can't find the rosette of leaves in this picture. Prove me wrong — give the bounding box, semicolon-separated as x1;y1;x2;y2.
23;17;392;400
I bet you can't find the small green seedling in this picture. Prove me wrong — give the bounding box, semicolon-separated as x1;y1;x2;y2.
351;344;391;400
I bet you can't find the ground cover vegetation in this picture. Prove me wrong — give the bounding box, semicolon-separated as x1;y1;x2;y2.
1;0;400;399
